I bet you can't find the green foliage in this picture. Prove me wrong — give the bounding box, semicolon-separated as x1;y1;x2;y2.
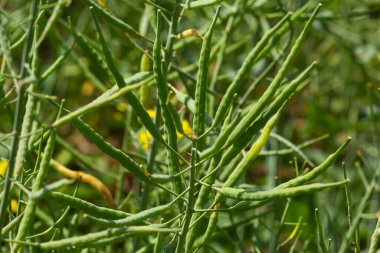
0;0;379;252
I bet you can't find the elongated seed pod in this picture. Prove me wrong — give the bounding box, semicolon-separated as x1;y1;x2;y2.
14;130;56;251
50;160;115;207
87;234;130;248
230;137;351;212
254;2;313;64
170;85;213;126
202;7;319;158
275;137;351;189
223;113;280;188
193;203;220;249
185;148;222;252
0;2;39;229
177;28;202;39
170;85;196;112
193;6;220;141
154;233;164;253
177;9;221;252
14;23;39;177
52;74;151;128
31;179;74;199
14;87;36;176
139;52;152;107
0;213;24;237
186;104;238;251
37;0;66;46
86;204;171;227
48;101;154;185
39;48;72;83
315;208;329;253
71;23;111;81
199;113;279;246
368;218;380;253
212;12;291;129
39;226;179;250
201;61;316;160
82;0;153;43
224;5;321;147
36;191;130;219
214;180;348;200
72;118;152;184
153;11;183;198
220;63;316;155
91;9;163;142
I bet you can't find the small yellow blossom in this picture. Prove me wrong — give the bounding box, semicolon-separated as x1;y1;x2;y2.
147;109;155;119
138;130;152;150
182;119;192;136
10;199;18;214
138;109;156;124
0;159;8;176
177;119;193;139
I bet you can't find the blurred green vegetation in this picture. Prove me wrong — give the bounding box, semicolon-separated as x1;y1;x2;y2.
0;0;379;252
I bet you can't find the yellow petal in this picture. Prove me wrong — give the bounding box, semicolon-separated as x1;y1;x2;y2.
138;130;152;150
11;199;18;214
147;109;156;119
0;159;8;176
182;119;193;136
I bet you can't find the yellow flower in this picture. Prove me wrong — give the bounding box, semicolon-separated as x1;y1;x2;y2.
0;159;8;176
10;199;18;214
137;109;156;124
177;119;192;139
138;130;152;150
147;109;155;119
182;119;192;136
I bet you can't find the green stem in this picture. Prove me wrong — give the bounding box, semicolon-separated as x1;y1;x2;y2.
0;0;39;232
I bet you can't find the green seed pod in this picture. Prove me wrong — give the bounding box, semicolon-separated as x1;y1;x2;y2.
214;180;349;200
140;52;152;107
86;204;171;227
14;130;56;251
40;191;130;219
140;51;151;72
176;28;202;39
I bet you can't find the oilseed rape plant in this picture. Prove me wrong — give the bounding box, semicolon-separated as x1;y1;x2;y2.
0;0;379;252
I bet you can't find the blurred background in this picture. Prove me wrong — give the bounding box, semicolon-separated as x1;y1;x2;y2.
0;0;379;251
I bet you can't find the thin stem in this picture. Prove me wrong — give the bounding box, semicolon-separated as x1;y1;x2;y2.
0;0;39;232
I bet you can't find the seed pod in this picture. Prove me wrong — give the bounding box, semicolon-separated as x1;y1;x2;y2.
14;130;56;250
91;9;163;142
224;6;320;147
177;28;202;39
37;191;130;219
83;0;152;42
214;180;349;200
86;204;171;227
139;52;152;107
153;11;183;199
212;12;291;129
39;226;179;250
